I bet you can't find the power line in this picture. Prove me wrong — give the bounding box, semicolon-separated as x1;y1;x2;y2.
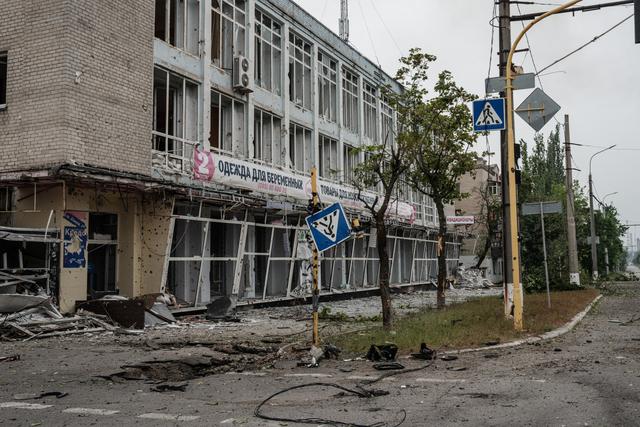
369;0;404;58
537;13;634;75
355;0;381;67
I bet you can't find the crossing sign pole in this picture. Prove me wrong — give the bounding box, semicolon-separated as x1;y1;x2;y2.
310;167;320;347
473;98;506;132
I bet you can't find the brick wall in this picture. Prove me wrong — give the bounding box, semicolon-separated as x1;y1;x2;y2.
0;0;154;176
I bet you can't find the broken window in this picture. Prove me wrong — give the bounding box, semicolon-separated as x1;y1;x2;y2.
254;9;282;95
319;135;338;180
288;123;312;174
154;0;199;55
210;90;246;156
343;143;359;184
211;0;246;70
342;68;359;134
88;213;118;298
153;67;199;172
318;51;337;122
363;81;378;141
254;108;283;166
381;97;395;145
0;52;6;109
288;32;312;110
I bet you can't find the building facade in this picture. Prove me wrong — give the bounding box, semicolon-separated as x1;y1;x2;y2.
455;159;503;283
0;0;459;313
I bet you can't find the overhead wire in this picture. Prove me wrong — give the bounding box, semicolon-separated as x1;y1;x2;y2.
356;0;382;67
537;13;634;76
369;0;404;58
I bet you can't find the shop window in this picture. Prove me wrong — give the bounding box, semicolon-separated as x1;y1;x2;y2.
288;123;312;174
289;32;312;110
88;213;118;298
254;108;283;166
152;67;199;172
318;51;337;122
154;0;199;55
254;9;282;95
211;0;246;70
342;68;359;133
319;135;338;180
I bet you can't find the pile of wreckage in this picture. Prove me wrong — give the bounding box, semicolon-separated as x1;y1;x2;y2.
0;293;179;341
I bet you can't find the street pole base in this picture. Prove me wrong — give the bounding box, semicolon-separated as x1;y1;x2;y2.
569;272;581;287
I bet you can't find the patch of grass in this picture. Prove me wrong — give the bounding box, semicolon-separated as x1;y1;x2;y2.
330;288;599;355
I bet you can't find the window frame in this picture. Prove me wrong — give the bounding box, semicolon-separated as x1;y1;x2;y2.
319;134;338;180
210;89;246;156
288;32;313;110
342;67;359;134
152;66;199;173
288;122;313;174
254;8;282;95
211;0;246;71
363;80;378;141
317;51;337;122
253;108;283;167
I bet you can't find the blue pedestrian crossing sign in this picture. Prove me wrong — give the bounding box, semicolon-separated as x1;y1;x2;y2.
473;98;506;132
305;203;352;253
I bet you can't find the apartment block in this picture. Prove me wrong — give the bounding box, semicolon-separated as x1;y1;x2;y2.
0;0;460;313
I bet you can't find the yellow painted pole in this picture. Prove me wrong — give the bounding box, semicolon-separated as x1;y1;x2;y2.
311;167;320;346
505;0;581;331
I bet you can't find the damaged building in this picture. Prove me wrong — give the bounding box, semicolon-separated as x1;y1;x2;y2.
0;0;460;314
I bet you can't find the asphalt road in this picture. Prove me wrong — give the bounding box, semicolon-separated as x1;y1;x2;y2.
1;282;638;427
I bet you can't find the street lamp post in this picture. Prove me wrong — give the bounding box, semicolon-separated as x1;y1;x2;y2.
505;0;581;331
588;145;616;280
600;192;618;276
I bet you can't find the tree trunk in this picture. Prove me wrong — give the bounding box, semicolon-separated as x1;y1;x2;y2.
375;211;393;330
435;199;447;309
475;236;491;269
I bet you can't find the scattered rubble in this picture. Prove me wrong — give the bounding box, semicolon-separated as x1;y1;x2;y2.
366;344;398;362
453;266;494;289
411;343;436;360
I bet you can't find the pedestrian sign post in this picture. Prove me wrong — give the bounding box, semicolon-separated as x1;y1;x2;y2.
473;98;506;132
306;202;352;253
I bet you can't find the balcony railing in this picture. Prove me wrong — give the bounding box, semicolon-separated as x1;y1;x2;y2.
152;131;198;176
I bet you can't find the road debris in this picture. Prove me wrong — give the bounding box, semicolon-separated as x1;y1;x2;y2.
13;391;68;400
150;382;188;392
441;355;458;361
366;344;398;362
0;354;20;362
411;343;436;360
373;362;405;370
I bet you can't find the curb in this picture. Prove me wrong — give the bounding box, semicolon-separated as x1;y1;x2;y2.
443;294;603;355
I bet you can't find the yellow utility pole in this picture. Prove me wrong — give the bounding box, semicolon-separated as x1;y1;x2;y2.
310;167;320;346
505;0;581;331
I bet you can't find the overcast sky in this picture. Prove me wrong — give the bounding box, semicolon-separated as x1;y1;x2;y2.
294;0;639;246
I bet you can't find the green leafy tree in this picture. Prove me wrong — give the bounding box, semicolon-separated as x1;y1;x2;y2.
400;49;478;308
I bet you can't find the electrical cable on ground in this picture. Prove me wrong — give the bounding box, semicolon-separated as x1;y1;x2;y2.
254;382;406;427
253;354;438;426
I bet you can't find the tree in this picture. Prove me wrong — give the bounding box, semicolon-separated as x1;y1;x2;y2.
351;78;416;330
518;126;628;289
401;49;478;308
473;165;502;269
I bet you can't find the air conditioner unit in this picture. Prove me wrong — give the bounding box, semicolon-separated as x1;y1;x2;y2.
233;55;252;94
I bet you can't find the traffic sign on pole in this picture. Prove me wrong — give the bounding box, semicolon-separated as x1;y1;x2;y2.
473;98;506;132
306;202;352;253
515;88;561;132
485;73;535;94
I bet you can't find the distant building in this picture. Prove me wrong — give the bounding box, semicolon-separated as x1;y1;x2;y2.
455;158;503;283
0;0;460;313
